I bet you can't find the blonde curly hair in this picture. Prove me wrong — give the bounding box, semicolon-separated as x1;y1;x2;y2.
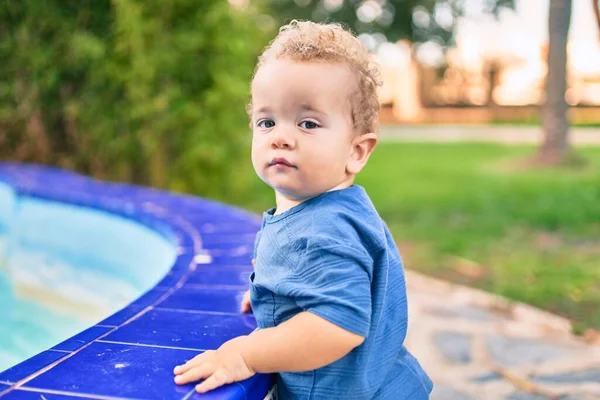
253;20;382;136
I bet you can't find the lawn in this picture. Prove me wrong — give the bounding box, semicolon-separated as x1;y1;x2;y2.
239;142;600;331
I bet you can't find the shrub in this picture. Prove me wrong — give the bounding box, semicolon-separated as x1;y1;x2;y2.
0;0;268;200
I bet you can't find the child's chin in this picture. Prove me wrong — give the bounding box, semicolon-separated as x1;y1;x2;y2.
268;178;296;191
271;184;305;198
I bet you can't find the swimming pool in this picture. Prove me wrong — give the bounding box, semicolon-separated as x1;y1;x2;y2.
0;183;177;372
0;164;274;399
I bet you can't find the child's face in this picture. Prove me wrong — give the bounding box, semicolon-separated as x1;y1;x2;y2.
250;59;358;201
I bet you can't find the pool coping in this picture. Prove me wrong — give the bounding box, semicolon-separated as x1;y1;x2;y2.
0;163;274;400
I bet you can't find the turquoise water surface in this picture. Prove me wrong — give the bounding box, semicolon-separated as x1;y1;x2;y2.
0;183;177;372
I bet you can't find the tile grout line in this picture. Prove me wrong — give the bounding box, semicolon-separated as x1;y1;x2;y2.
193;265;254;270
19;386;132;400
181;388;197;400
96;339;207;352
153;307;244;316
177;284;248;290
0;385;11;398
10;322;125;390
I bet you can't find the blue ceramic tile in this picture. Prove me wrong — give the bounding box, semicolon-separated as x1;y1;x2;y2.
130;288;170;309
97;306;145;327
204;245;253;263
52;326;113;352
208;255;254;266
186;383;252;400
199;234;256;247
0;351;67;383
0;389;88;399
169;253;195;273
203;244;253;258
194;264;253;271
185;269;251;287
22;342;244;400
101;309;256;350
155;271;183;289
195;222;259;235
157;287;246;314
200;238;254;248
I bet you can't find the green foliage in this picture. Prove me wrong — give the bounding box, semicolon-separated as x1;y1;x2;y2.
266;0;514;44
268;0;418;42
0;0;268;200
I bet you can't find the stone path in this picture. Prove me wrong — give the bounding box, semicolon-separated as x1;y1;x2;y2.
379;125;600;146
404;271;600;400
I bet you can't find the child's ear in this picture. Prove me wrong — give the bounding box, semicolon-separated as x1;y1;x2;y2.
346;133;378;175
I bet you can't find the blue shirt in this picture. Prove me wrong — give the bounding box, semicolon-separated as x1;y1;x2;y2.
249;185;433;399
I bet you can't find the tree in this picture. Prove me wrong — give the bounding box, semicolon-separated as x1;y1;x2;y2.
0;1;267;200
266;0;513;44
593;0;600;36
268;0;418;42
537;0;573;164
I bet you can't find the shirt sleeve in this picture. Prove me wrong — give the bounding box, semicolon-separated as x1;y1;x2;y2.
276;235;373;337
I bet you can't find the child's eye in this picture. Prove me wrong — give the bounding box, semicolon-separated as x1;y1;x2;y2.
257;119;275;128
299;120;319;129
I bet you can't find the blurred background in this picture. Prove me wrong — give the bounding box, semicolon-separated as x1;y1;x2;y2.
1;0;599;354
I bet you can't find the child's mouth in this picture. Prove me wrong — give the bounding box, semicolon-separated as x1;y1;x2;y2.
269;158;296;168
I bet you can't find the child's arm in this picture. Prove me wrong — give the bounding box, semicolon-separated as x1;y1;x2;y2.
173;311;363;393
245;310;364;372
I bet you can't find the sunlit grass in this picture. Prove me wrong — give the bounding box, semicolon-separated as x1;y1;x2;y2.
358;143;600;330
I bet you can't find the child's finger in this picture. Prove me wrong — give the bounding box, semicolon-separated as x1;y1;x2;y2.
174;351;210;375
240;301;251;313
195;370;229;393
174;363;214;385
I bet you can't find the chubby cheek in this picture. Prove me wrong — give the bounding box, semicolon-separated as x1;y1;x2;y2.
311;146;348;175
250;137;265;177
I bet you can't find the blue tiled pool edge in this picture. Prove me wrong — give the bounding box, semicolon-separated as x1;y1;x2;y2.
0;163;275;400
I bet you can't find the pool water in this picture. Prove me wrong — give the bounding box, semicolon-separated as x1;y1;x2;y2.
0;188;177;372
0;269;90;371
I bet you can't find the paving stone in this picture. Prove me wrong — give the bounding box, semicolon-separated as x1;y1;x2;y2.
431;385;473;400
505;392;549;400
433;332;472;364
486;334;575;367
403;271;600;399
427;305;498;322
471;372;503;383
531;367;600;384
507;393;594;400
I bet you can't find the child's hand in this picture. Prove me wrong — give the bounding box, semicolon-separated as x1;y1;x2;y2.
240;290;252;313
173;336;255;393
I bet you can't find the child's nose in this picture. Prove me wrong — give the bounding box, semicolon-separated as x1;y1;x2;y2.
270;128;295;149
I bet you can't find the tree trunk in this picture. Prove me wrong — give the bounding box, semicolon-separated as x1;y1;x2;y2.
485;60;500;108
538;0;572;164
593;0;600;36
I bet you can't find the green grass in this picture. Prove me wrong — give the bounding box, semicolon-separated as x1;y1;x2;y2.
358;143;600;331
235;142;600;331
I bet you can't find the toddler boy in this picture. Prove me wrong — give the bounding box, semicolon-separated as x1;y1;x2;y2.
174;20;433;399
